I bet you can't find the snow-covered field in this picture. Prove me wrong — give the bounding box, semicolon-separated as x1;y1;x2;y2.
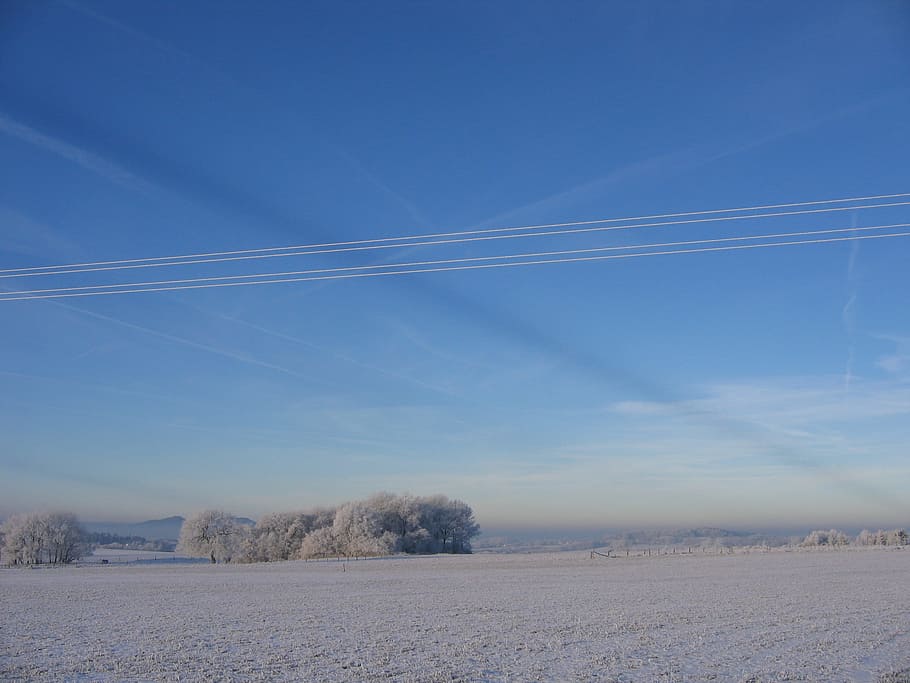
82;548;202;565
2;548;908;682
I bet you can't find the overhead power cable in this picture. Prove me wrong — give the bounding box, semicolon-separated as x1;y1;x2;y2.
2;230;908;302
2;221;906;299
3;190;907;275
2;199;909;280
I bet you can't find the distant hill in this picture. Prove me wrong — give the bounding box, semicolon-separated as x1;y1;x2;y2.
85;516;186;541
84;515;256;541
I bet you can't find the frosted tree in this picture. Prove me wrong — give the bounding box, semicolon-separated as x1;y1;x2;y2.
189;492;480;563
419;495;480;553
365;492;429;553
449;499;480;554
1;512;86;565
856;528;908;546
828;529;850;546
242;510;334;562
2;514;45;565
245;512;299;562
332;501;394;557
179;510;246;563
857;529;875;546
299;526;340;559
44;512;87;564
801;529;850;547
886;529;908;545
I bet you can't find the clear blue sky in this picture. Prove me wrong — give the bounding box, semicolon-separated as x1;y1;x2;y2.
1;1;908;529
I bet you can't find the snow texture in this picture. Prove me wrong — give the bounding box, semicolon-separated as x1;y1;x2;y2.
1;548;908;682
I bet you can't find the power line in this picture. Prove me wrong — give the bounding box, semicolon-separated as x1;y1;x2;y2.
2;230;908;302
3;222;906;298
2;191;908;275
3;199;909;280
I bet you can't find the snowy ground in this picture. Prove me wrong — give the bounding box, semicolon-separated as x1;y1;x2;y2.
1;548;908;682
82;548;202;565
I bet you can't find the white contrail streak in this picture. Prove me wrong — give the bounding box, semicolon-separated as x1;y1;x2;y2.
2;199;910;280
2;230;908;302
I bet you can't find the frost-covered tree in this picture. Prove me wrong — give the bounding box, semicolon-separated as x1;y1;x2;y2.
419;495;479;553
43;512;87;564
2;514;45;565
332;501;395;557
299;525;339;559
179;510;246;563
885;528;908;545
244;512;304;562
449;499;480;554
241;509;337;562
365;492;429;553
196;492;479;563
1;512;86;565
801;529;850;547
856;528;908;546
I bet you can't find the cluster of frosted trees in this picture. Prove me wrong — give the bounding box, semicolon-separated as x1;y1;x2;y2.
179;493;479;563
855;528;909;546
0;512;87;565
800;528;907;547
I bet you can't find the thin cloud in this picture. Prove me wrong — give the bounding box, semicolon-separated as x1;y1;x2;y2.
0;113;149;191
475;147;697;230
874;334;910;377
50;301;324;384
842;215;861;396
174;298;461;399
60;0;238;88
0;206;85;262
603;374;910;506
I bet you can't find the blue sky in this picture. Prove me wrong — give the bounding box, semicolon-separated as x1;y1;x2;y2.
1;1;909;529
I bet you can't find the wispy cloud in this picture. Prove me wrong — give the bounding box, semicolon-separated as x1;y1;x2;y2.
50;301;323;384
610;376;910;430
0;368;186;404
483;89;908;236
209;310;462;399
842;215;861;396
0;206;85;262
704;87;906;168
60;0;238;88
474;147;698;230
875;334;910;377
171;297;461;397
600;374;910;509
335;150;431;229
0;113;150;191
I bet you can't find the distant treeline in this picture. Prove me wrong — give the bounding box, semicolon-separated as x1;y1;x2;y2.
801;528;908;547
179;492;480;563
84;532;176;552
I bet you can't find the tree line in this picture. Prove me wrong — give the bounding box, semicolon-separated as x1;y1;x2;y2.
85;532;176;552
800;528;908;547
179;492;480;563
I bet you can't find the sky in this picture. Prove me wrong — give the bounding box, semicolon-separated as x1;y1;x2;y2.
1;1;909;530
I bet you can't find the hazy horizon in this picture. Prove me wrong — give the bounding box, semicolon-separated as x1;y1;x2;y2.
12;506;906;539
